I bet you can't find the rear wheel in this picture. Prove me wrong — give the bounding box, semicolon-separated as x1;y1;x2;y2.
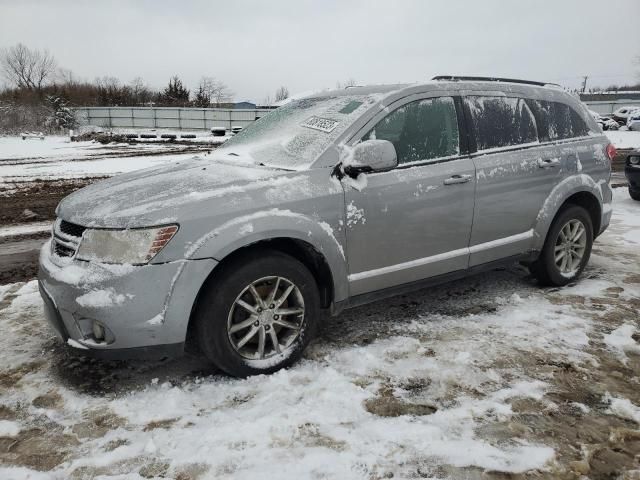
530;205;593;286
630;188;640;201
194;250;320;377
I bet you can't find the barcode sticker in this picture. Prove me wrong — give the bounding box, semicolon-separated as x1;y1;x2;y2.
301;116;339;133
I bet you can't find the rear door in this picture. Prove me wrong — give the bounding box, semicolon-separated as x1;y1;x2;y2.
343;95;476;296
464;95;561;266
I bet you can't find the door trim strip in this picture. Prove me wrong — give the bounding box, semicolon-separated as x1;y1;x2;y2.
347;229;534;283
468;229;534;254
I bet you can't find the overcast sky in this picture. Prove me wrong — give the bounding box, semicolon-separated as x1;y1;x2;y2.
1;0;638;102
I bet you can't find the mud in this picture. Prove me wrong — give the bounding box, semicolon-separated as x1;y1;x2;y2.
0;177;104;225
0;235;48;284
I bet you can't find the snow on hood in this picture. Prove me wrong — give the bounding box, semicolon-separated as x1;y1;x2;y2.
56;154;292;228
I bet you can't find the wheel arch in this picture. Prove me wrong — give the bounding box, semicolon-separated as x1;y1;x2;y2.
184;237;337;353
533;174;604;251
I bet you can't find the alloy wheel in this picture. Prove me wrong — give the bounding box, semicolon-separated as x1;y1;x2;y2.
227;276;305;360
554;219;587;277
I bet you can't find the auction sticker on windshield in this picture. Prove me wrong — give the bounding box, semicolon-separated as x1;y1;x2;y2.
301;116;339;133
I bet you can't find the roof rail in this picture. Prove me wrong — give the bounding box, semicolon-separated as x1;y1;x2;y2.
432;75;560;88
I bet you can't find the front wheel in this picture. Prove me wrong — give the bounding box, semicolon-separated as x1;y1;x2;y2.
194;249;320;377
529;205;594;286
630;188;640;201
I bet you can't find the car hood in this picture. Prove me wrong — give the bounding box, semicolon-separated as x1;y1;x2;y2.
57;153;295;228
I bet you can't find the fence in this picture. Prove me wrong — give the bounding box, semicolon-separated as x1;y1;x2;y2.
73;106;275;131
583;99;640;115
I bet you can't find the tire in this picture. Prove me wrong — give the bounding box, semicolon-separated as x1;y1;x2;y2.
630;188;640;201
529;205;594;287
194;249;320;377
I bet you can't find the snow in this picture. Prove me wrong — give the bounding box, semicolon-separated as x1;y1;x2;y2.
75;288;133;308
346;201;366;227
40;241;138;286
318;221;345;259
0;136;210;181
0;221;51;238
603;323;640;364
0;420;21;437
0;177;639;476
605;393;640;424
605;130;640;150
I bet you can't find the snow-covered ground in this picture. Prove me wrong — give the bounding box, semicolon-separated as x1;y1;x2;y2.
0;136;214;182
0;188;638;479
0;221;51;238
605;129;640;150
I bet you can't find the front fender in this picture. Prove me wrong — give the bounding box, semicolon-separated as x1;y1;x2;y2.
184;208;349;303
532;174;605;251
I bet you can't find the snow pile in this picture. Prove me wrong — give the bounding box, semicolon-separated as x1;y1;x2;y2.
604;393;640;424
603;324;640;364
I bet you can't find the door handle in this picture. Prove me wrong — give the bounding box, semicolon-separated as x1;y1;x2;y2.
537;158;560;168
443;174;472;185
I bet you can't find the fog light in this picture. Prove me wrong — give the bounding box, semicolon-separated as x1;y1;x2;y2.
92;322;105;341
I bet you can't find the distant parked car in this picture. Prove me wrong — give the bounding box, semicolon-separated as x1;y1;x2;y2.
231;126;243;135
626;153;640;201
588;110;619;131
211;127;226;137
39;76;613;376
626;110;640;132
612;106;640;125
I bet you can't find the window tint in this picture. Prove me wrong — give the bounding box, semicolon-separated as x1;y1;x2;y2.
526;100;590;141
362;97;459;164
464;96;537;150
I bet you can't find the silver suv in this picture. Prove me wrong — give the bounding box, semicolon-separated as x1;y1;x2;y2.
39;76;614;377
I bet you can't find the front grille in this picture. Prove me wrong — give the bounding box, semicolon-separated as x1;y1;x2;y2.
52;218;85;258
54;242;76;258
59;220;86;238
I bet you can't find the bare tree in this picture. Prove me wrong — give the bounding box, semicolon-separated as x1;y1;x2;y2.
199;77;234;106
275;85;289;102
56;68;77;86
129;77;152;105
0;43;57;91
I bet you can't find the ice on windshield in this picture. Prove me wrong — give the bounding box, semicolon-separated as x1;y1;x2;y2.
215;94;381;169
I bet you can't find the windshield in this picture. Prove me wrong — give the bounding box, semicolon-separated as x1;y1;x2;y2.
215;94;381;169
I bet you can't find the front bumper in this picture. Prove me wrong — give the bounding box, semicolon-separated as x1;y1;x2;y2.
38;240;217;359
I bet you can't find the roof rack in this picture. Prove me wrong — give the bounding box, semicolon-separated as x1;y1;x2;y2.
432;75;560;88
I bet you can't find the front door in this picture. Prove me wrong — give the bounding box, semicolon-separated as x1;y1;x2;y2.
343;96;476;296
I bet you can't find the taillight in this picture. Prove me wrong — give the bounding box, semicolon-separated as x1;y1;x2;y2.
606;143;617;161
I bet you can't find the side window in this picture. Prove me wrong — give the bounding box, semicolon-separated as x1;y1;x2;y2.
527;100;590;141
569;106;590;137
464;96;537;150
362;97;460;164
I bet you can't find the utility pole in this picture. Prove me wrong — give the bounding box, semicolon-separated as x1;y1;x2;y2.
581;75;589;93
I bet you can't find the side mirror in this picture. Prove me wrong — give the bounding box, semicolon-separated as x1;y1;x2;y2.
344;139;398;176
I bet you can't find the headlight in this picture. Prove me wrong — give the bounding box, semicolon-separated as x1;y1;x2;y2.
76;225;178;264
629;156;640;166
